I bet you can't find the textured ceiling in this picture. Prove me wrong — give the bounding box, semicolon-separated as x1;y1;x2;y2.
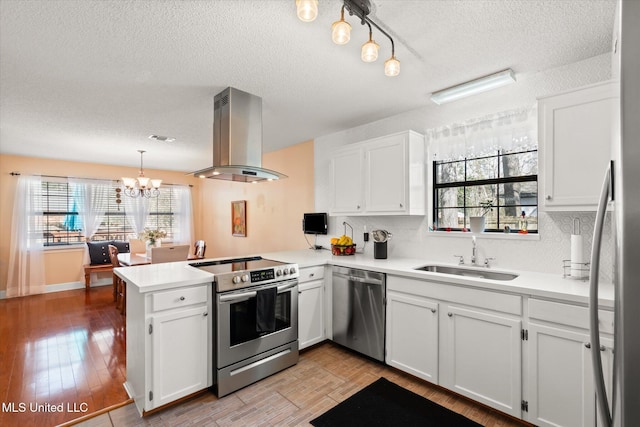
0;0;616;172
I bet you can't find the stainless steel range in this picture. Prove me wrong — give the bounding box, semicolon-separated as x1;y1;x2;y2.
191;256;299;397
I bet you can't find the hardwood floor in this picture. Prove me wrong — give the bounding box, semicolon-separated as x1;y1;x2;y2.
0;285;129;427
1;286;532;427
74;342;532;427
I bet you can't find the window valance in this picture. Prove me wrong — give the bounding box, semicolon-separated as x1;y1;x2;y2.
427;106;537;161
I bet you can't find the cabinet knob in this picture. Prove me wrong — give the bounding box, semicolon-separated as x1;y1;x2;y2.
546;195;552;200
585;342;591;349
447;312;453;317
600;345;606;352
400;203;403;208
357;205;361;209
179;296;185;301
431;308;436;313
309;273;315;277
203;312;208;317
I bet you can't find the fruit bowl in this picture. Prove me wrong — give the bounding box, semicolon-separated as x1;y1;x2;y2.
331;243;356;256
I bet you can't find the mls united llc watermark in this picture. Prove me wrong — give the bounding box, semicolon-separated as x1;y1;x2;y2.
2;401;89;413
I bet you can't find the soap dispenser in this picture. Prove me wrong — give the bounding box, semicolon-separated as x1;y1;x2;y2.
518;210;528;233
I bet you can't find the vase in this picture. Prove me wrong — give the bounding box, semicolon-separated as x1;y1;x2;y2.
469;216;486;234
146;240;161;258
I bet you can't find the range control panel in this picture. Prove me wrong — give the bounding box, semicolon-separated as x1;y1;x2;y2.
215;264;298;292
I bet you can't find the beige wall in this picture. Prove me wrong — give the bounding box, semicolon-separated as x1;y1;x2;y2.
0;140;314;293
197;140;315;258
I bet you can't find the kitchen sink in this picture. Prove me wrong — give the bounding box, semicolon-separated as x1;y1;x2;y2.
414;265;519;281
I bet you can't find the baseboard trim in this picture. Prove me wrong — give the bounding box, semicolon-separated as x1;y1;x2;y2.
57;398;134;427
0;279;111;299
45;279;112;293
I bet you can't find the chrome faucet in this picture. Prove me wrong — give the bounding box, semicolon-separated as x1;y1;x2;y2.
471;236;477;266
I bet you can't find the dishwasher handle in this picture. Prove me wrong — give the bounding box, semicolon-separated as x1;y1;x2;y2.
333;269;385;286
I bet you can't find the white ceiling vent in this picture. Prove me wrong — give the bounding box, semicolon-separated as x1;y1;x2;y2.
148;135;176;142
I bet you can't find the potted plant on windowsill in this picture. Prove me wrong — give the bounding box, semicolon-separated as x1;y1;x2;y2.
469;200;493;234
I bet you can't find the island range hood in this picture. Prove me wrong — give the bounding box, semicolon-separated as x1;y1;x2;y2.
193;87;287;182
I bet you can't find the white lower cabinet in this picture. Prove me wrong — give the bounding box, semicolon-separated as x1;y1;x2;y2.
384;278;617;425
527;323;595;427
151;305;210;408
298;266;325;349
386;290;439;383
125;283;212;415
526;298;615;427
385;275;522;418
440;304;522;417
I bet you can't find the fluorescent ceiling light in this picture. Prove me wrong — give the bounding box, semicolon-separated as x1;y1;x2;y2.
430;69;516;105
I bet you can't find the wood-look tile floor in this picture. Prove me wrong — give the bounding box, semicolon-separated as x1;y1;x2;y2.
0;285;129;427
75;342;533;427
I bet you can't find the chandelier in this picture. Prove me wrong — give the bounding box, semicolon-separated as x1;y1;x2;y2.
122;150;162;198
296;0;400;77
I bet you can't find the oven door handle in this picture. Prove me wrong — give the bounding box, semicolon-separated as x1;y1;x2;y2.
219;281;298;303
219;291;257;302
277;282;298;293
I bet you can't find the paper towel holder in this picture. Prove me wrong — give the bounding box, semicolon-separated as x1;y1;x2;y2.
573;218;580;235
562;259;590;281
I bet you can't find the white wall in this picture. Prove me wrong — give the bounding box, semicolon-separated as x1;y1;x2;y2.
314;53;614;283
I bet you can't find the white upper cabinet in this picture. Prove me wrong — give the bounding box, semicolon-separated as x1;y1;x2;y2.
330;147;365;215
329;130;425;216
538;81;619;211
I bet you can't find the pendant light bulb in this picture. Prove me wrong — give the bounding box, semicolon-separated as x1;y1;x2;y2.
361;38;379;63
296;0;318;23
384;55;400;76
331;6;351;45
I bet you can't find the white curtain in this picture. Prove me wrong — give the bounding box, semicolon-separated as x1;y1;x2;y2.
123;190;150;238
172;186;194;246
427;106;537;161
69;178;111;264
7;175;46;297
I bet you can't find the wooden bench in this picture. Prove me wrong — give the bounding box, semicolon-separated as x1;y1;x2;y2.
83;264;113;289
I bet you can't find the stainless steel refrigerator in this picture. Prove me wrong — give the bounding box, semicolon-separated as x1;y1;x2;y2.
589;1;640;426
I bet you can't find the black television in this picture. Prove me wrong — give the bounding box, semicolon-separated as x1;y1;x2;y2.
302;212;328;235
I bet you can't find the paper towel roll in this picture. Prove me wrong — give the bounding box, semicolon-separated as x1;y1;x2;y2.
571;234;584;279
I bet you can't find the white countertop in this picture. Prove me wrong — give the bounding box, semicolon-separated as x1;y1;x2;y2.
114;261;214;293
116;249;614;308
263;249;614;308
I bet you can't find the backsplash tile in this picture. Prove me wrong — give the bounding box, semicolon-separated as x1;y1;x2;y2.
320;212;613;284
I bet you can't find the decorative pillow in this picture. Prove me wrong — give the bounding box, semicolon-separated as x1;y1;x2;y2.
87;241;110;265
110;240;130;254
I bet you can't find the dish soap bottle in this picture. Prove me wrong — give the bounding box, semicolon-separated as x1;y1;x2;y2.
518;210;528;233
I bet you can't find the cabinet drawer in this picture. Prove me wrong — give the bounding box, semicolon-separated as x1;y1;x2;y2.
388;275;522;316
152;285;209;312
298;266;324;283
529;298;614;334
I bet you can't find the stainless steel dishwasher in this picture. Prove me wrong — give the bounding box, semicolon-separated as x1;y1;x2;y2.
332;266;385;361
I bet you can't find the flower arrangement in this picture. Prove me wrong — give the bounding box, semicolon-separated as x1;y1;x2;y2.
139;228;166;245
479;199;493;216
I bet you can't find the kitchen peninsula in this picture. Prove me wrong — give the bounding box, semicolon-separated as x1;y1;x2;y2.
115;250;614;424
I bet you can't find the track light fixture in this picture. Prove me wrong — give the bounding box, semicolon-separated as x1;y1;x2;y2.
360;22;379;63
298;0;400;77
296;0;318;22
331;5;352;45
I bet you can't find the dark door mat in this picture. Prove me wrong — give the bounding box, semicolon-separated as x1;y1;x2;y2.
310;377;483;427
